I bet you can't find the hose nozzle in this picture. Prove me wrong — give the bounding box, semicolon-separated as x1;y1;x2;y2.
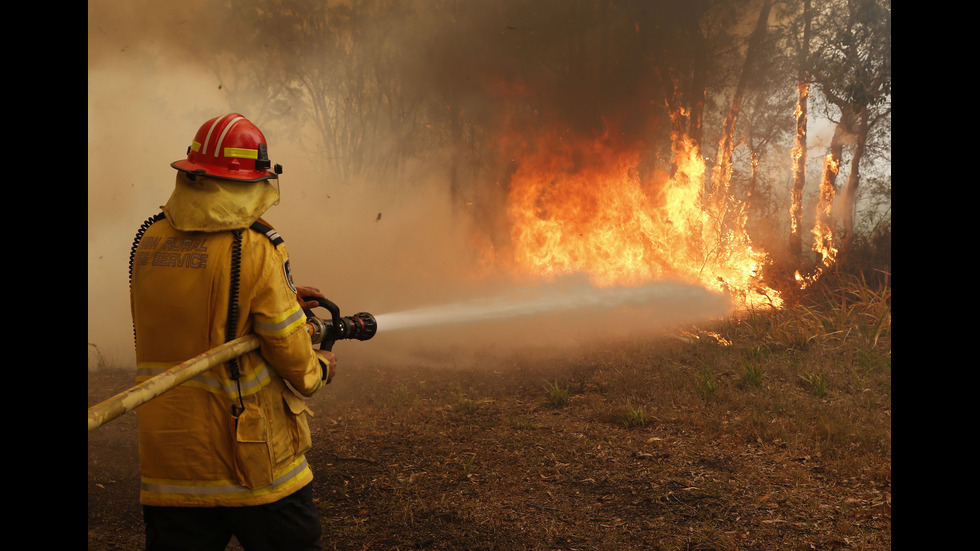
302;297;377;351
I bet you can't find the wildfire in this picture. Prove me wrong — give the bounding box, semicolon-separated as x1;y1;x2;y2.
495;122;781;309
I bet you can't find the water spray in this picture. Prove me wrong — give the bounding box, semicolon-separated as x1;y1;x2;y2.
372;279;730;333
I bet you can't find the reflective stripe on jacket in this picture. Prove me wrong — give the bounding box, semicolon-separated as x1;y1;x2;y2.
130;215;326;507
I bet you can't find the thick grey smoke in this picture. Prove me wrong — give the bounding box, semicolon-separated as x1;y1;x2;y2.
88;0;734;369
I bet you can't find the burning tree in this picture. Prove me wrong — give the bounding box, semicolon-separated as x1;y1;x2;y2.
805;0;891;264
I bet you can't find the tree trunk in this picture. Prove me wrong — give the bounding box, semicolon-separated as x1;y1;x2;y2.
797;111;852;284
822;117;848;207
788;0;811;261
685;2;709;153
708;0;773;219
839;107;869;255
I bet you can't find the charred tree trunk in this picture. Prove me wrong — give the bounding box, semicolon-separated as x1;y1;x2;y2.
708;0;773;219
822;115;850;203
788;0;812;262
685;2;709;154
839;106;869;255
798;112;852;284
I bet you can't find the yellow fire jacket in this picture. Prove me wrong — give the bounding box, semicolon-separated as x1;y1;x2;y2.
130;203;328;507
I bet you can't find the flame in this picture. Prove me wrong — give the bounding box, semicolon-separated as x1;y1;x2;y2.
680;329;733;346
795;153;839;288
789;82;809;239
495;121;781;309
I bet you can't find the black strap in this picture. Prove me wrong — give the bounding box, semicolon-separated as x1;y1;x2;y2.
249;220;284;247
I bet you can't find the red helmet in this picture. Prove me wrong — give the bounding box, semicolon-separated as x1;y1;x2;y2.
171;113;282;182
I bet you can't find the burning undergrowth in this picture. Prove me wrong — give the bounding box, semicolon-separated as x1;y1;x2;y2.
484;118;779;308
433;89;784;338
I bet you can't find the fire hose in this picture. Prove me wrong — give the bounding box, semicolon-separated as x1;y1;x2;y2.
88;297;376;432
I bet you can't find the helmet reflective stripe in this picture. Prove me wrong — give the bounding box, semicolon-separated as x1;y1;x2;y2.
224;147;259;159
200;115;225;156
213;115;246;158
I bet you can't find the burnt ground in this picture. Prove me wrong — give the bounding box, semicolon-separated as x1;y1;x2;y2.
88;338;891;550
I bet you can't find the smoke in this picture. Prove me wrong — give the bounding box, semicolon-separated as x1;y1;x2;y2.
89;0;737;369
89;1;229;366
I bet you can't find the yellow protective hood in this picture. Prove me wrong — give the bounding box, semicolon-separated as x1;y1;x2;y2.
162;172;280;232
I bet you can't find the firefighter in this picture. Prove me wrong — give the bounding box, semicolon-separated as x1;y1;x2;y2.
129;113;334;550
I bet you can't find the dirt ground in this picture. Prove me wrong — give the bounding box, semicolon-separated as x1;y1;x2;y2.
88;339;891;550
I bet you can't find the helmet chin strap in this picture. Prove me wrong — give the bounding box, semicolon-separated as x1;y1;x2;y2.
270;176;281;206
186;169;207;181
